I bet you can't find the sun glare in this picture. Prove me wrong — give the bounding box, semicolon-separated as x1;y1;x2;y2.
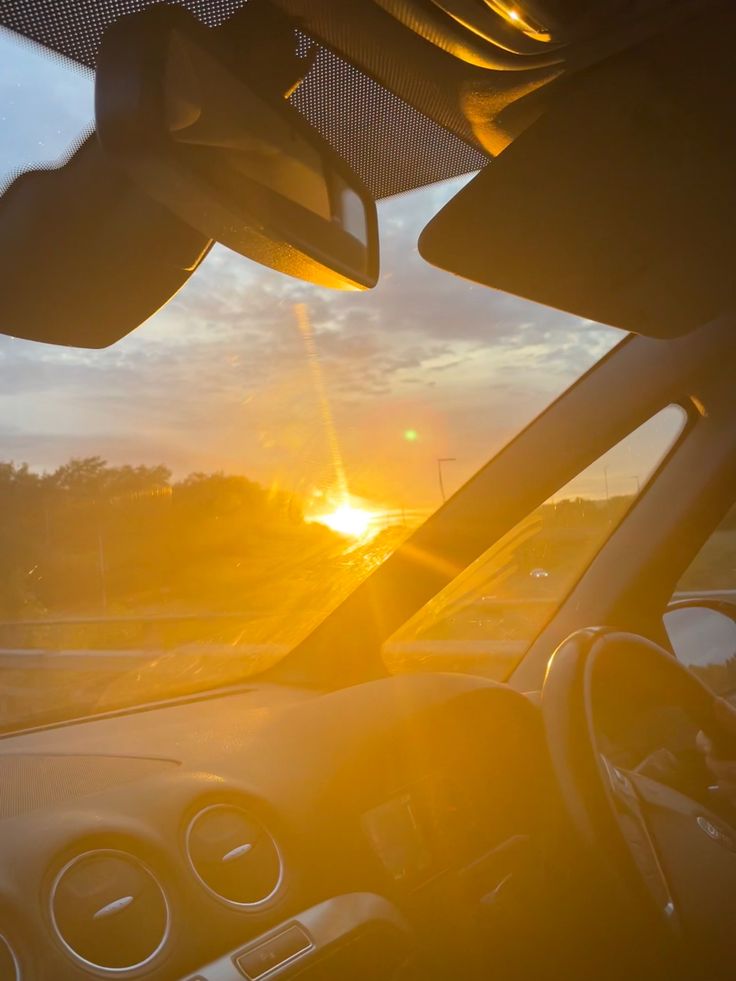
311;504;375;538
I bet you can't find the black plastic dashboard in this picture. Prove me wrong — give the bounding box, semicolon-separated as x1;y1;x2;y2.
0;673;554;980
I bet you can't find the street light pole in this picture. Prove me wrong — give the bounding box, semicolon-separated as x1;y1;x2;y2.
437;457;456;503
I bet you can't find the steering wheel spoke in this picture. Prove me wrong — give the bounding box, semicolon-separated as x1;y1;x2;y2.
600;755;678;928
543;628;736;976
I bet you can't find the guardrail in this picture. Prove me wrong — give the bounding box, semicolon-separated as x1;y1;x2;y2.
0;611;264;629
0;589;732;658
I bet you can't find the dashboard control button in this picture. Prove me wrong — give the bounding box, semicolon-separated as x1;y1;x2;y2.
235;924;312;980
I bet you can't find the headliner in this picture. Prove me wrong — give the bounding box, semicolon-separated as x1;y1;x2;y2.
0;0;490;199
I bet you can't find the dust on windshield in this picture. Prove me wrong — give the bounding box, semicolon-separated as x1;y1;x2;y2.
0;29;620;729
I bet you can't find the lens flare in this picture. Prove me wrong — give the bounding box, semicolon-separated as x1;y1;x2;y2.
312;504;374;538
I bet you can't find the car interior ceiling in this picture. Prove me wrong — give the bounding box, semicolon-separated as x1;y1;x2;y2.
0;2;735;981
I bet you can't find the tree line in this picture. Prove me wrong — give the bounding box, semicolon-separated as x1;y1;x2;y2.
0;457;359;620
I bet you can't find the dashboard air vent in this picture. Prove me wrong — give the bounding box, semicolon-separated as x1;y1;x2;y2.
50;849;169;972
186;804;282;907
0;934;20;980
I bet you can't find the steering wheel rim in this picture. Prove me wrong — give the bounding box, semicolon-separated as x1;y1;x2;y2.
542;628;736;973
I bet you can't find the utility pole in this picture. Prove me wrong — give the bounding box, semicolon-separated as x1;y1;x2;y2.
437;458;456;504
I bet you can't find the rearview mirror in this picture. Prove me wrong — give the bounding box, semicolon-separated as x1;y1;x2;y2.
95;6;379;290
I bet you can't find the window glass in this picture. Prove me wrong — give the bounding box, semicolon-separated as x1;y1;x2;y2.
674;503;736;596
0;27;626;730
383;405;687;679
0;29;93;189
665;502;736;697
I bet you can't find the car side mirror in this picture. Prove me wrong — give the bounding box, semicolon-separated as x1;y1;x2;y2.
95;5;379;290
664;601;736;698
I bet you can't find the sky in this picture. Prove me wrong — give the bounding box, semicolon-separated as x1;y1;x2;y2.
0;26;624;513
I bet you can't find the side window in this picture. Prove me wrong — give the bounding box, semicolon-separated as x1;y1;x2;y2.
665;503;736;697
673;503;736;597
383;405;686;680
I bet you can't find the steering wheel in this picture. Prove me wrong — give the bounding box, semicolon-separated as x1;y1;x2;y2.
542;628;736;978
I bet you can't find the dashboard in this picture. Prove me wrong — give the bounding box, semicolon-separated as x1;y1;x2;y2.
0;673;555;980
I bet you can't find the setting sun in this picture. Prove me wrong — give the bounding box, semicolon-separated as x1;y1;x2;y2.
310;503;375;538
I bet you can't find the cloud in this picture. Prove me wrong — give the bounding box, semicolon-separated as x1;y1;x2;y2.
0;183;621;503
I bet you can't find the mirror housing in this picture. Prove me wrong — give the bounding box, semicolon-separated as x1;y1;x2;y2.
665;600;736;698
0;135;211;349
95;5;379;290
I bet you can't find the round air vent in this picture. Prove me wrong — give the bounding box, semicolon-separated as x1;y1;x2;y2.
50;849;170;972
0;935;20;980
185;804;283;907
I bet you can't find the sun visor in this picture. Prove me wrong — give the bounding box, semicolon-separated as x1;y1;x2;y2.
419;12;736;338
0;135;211;348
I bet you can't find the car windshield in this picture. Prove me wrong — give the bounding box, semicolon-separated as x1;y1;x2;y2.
0;29;622;730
